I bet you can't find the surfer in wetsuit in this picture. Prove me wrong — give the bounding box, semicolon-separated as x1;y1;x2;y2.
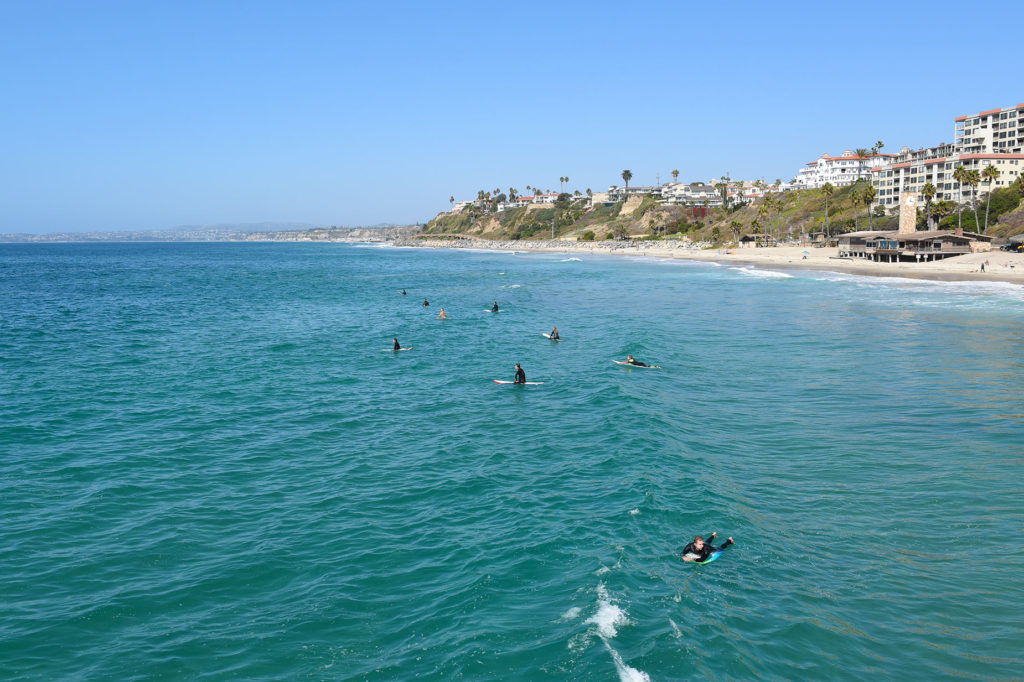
513;363;526;384
626;354;647;367
681;532;734;562
492;301;499;312
393;338;401;351
550;325;560;340
423;298;430;306
401;289;407;295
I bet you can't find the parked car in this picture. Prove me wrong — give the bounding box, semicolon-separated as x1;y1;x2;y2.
1000;242;1024;252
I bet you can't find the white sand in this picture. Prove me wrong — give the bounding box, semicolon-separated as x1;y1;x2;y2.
396;239;1024;285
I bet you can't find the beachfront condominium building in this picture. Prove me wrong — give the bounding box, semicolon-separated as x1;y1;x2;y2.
956;103;1024;154
873;102;1024;211
793;150;896;189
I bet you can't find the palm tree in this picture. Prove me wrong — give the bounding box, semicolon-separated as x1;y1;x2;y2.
565;176;569;189
982;164;1000;232
671;169;679;184
966;168;981;231
855;148;870;181
932;200;954;228
863;183;877;231
449;195;455;209
851;187;862;231
952;166;966;229
729;220;743;245
921;183;936;229
586;188;592;197
621;170;632;190
822;182;834;236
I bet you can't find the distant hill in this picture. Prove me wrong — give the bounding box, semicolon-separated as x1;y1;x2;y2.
0;223;421;243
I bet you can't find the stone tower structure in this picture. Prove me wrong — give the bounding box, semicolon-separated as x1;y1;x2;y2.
898;192;917;234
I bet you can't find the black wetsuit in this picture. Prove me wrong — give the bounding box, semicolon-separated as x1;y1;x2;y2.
681;534;733;561
393;340;401;350
628;359;648;367
551;330;559;339
423;300;429;306
492;304;499;312
514;367;526;384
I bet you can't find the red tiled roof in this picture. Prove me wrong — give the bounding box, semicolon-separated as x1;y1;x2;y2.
955;115;968;122
923;158;948;165
980;108;1001;116
892;163;911;169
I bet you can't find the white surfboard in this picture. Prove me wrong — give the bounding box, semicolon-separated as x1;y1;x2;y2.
381;347;414;351
493;380;544;385
613;360;661;369
542;334;562;341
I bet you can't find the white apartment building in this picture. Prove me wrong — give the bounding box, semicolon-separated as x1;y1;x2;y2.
956;103;1024;154
793;150;895;189
873;102;1024;210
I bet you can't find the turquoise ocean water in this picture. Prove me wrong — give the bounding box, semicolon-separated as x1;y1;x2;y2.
2;242;1022;680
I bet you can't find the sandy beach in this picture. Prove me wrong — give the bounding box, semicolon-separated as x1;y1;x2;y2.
395;238;1024;285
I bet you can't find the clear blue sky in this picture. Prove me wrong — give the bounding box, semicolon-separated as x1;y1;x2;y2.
1;0;1019;233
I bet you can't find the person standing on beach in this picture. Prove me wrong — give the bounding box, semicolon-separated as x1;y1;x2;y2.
513;363;526;384
681;532;734;562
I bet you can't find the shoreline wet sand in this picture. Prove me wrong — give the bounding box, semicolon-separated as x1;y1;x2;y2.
394;238;1024;285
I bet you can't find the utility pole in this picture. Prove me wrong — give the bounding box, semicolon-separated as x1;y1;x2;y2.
551;216;555;240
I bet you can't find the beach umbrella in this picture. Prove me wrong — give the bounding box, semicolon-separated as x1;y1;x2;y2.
802;250;810;254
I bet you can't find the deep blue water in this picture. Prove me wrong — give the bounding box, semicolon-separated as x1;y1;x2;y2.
1;242;1022;680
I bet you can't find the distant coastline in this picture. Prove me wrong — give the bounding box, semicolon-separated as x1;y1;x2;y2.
0;225;420;244
395;237;1024;285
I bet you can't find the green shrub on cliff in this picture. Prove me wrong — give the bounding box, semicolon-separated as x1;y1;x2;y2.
581;230;595;241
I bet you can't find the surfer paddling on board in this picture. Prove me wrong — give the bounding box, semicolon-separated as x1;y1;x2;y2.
625;355;648;367
550;326;560;340
393;338;401;351
513;363;526;384
492;301;499;312
681;532;734;562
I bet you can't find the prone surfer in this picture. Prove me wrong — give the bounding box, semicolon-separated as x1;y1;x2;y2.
513;363;526;384
550;325;560;340
393;338;401;351
626;354;647;367
492;301;499;312
681;532;734;562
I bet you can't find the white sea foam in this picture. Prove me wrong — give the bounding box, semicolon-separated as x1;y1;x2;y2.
669;618;683;639
586;584;629;638
560;606;581;620
602;638;651;682
730;266;793;279
585;584;650;682
628;508;640;515
560;257;583;262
